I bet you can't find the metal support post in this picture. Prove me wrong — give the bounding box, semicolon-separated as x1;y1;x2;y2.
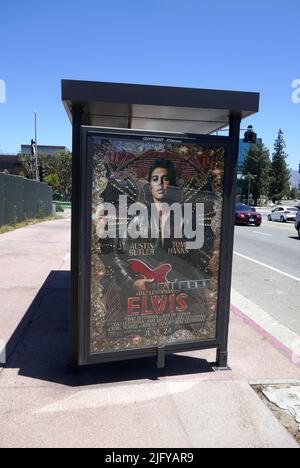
215;112;241;370
69;105;83;371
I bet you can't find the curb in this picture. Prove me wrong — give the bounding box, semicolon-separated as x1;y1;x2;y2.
230;303;300;368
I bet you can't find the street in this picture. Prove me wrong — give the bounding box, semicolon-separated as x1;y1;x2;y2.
233;213;300;335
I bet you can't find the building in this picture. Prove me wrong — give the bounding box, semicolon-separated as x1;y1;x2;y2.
236;126;262;202
237;127;262;175
0;145;69;176
20;145;68;155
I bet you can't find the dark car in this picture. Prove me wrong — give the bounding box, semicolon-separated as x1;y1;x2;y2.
235;204;262;226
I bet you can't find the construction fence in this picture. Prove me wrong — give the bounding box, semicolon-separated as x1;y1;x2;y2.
0;173;53;226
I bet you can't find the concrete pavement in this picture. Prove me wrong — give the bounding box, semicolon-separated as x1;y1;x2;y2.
0;218;299;448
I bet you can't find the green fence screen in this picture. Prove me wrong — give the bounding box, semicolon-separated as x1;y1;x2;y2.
0;173;53;226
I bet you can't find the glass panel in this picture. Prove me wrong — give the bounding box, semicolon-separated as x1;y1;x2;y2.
89;133;226;354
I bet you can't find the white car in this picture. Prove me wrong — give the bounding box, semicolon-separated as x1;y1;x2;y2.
267;207;298;223
295;210;300;238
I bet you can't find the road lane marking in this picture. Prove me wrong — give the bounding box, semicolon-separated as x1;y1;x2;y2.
233;251;300;283
262;221;295;228
253;231;272;236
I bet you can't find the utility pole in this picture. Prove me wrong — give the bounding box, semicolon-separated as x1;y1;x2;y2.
245;172;256;205
34;110;38;180
248;175;251;205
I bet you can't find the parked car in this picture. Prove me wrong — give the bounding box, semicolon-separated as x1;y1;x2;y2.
235;204;262;226
267;207;298;223
295;210;300;239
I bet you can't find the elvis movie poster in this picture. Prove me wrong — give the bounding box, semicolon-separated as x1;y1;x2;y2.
88;132;226;355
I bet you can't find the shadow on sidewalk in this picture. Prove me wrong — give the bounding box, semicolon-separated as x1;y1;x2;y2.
5;271;213;386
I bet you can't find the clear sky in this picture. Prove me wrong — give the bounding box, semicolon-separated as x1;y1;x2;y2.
0;0;299;169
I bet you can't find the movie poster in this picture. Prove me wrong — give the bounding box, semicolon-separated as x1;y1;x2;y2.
89;133;225;354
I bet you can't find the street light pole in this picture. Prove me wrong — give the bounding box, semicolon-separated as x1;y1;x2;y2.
34;110;38;180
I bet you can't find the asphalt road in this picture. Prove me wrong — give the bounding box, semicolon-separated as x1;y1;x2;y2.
232;213;300;335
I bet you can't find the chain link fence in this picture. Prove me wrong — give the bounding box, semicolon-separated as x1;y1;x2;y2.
0;173;53;226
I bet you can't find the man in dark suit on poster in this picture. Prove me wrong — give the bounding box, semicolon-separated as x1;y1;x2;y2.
97;154;211;334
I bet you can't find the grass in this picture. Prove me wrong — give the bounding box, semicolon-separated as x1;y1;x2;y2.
0;215;63;235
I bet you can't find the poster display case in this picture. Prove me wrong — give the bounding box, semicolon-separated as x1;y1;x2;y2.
78;128;231;366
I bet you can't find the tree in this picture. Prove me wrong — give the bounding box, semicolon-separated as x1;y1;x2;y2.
18;153;36;179
269;129;290;202
43;151;72;201
18;152;47;180
291;184;300;200
242;143;271;205
44;173;61;194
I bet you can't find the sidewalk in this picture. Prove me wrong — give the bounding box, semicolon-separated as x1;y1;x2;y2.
0;218;299;448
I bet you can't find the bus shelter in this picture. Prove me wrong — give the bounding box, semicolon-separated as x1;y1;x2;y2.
62;80;259;370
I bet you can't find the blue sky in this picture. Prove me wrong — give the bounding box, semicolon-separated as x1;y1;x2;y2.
0;0;299;169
